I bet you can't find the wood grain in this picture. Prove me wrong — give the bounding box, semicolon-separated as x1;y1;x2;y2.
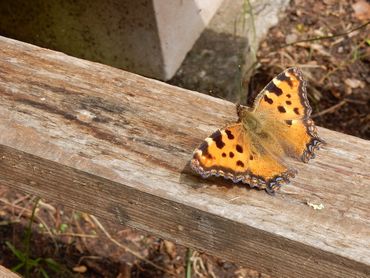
0;265;21;278
0;36;369;278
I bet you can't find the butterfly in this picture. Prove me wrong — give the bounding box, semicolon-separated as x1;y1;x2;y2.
191;67;324;193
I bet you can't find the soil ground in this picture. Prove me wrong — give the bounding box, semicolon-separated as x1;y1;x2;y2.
1;0;369;277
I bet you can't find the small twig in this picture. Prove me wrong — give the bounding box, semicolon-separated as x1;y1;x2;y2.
191;251;208;278
11;194;31;217
38;200;57;214
52;232;98;238
89;215;175;276
280;51;296;65
13;194;31;208
228;196;241;202
295;64;325;69
312;100;347;118
0;219;21;225
73;213;89;250
344;98;367;105
277;21;370;49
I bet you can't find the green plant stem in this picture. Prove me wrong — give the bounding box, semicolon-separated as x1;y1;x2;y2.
244;0;256;39
24;197;40;278
185;248;193;278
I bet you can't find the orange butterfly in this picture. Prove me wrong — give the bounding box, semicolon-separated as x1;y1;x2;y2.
191;67;324;193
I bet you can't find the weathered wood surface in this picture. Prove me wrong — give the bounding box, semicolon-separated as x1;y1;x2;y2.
0;265;21;278
0;36;369;278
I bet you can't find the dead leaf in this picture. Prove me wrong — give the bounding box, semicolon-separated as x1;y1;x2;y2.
285;33;298;44
163;240;176;259
344;78;365;89
235;267;263;278
310;44;331;56
352;0;370;21
73;265;87;273
307;201;325;210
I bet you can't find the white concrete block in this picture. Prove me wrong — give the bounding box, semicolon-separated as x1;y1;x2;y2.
0;0;224;80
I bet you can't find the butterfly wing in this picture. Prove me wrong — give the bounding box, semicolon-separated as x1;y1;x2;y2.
252;67;323;162
191;124;296;190
191;67;323;191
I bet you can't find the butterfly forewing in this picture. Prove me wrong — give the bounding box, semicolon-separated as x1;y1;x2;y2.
253;68;324;162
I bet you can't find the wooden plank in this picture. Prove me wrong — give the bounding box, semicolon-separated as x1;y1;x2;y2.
0;36;369;278
0;265;21;278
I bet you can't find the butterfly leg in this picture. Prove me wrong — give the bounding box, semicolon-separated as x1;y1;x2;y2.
265;181;283;195
265;187;276;195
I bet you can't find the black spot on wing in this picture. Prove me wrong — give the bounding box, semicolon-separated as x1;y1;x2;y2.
222;152;226;157
278;106;286;113
236;160;244;167
225;129;234;139
285;120;292;126
287;94;291;98
294;107;300;115
210;130;225;149
249;155;254;160
266;81;283;96
209;130;221;140
263;95;273;104
236;144;243;153
207;154;213;159
276;71;293;87
286;100;292;105
197;141;209;157
229;152;234;158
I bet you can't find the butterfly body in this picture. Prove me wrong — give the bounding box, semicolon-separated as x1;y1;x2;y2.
239;108;262;133
191;67;324;193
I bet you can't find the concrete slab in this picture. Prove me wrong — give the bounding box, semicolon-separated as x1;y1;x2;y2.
0;0;223;80
169;0;289;102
